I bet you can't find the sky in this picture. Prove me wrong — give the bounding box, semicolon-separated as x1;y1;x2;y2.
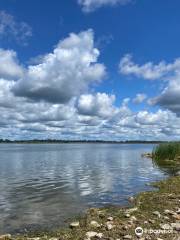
0;0;180;140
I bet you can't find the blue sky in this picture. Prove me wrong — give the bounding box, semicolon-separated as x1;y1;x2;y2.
0;0;180;140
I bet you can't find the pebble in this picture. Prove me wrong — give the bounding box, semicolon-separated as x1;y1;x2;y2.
130;216;137;222
164;209;175;215
107;216;113;221
124;213;130;218
153;211;161;218
106;222;114;230
171;222;180;231
70;221;80;228
148;219;155;224
90;220;100;228
123;235;132;239
86;231;103;239
0;235;11;240
172;214;180;220
160;223;173;230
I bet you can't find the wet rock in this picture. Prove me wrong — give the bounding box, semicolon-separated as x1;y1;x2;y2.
90;220;101;228
128;196;135;202
0;235;11;240
123;235;132;239
153;211;161;218
70;221;80;228
171;223;180;231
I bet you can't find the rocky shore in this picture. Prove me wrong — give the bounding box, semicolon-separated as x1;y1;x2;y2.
1;176;180;240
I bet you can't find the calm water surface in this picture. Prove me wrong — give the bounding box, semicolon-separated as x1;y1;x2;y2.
0;143;168;234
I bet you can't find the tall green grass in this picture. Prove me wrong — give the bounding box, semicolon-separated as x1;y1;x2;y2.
153;142;180;161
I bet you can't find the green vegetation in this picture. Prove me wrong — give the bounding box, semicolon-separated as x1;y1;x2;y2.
152;142;180;175
153;142;180;161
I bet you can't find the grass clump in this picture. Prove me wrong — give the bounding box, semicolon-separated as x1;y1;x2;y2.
153;142;180;161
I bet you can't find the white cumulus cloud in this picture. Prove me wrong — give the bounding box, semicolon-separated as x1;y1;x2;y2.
13;29;106;103
78;0;131;12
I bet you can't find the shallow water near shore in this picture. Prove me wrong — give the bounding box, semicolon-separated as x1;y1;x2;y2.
0;143;168;234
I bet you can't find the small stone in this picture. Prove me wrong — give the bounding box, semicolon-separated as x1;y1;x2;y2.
123;235;132;239
96;233;103;238
90;220;100;228
124;213;130;218
144;221;148;224
164;209;175;215
128;196;135;202
86;232;98;238
160;223;172;230
27;239;41;240
0;235;11;240
70;221;80;228
122;225;129;230
107;216;113;221
49;238;59;240
126;207;138;213
148;219;155;224
157;238;164;240
130;216;137;222
176;208;180;214
171;222;180;231
106;222;114;230
153;211;161;218
163;216;169;220
172;214;180;220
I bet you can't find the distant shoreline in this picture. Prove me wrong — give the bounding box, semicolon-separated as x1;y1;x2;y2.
0;140;168;144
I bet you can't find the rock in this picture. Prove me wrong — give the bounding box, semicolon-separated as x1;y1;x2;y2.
90;220;101;228
157;238;164;240
164;209;175;215
0;235;11;240
176;208;180;214
96;233;103;238
27;238;40;240
148;219;155;224
172;214;180;220
86;232;103;239
70;221;80;228
141;153;152;158
171;223;180;231
124;213;130;218
107;216;113;221
126;207;138;213
49;238;59;240
130;216;137;222
144;221;148;224
128;196;135;202
153;211;161;218
123;235;132;239
106;222;114;230
160;223;173;230
122;225;129;230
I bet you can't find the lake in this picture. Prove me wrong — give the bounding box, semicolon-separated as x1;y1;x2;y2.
0;143;168;234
